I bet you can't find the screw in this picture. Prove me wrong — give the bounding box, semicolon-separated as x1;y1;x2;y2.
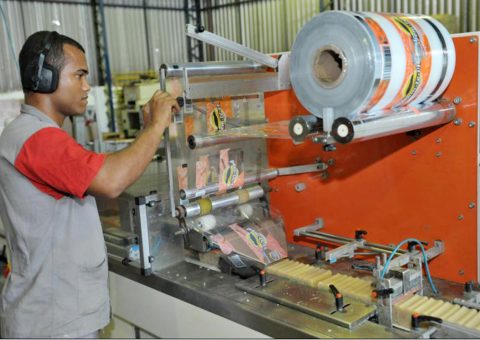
459;269;465;276
295;182;306;192
469;121;476;128
411;150;417;156
470;37;477;43
327;158;336;166
454;118;463;126
453;97;462;105
458;214;464;221
436;138;442;144
435;152;442;157
469;202;476;209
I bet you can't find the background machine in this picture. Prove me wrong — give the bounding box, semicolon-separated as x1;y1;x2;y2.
102;11;480;338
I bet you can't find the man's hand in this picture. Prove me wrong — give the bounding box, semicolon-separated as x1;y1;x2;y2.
142;90;180;130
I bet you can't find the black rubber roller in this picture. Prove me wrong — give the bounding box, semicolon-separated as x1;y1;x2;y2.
288;115;322;143
187;135;196;150
331;117;354;144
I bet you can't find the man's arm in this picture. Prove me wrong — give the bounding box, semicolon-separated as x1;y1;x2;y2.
87;90;180;198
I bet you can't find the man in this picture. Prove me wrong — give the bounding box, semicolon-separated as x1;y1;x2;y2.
0;31;179;338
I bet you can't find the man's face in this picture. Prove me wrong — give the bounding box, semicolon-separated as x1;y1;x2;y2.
51;44;90;116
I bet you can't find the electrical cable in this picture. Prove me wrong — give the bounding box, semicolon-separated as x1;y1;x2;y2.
379;238;438;294
0;1;20;72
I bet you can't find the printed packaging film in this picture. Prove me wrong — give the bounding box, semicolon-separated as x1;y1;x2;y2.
290;11;456;119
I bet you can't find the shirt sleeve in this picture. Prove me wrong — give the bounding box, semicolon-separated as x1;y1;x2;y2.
14;127;106;199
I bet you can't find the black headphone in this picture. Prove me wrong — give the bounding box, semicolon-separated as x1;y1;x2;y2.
23;31;60;93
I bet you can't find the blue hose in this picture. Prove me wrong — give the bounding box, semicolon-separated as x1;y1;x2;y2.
379;238;438;294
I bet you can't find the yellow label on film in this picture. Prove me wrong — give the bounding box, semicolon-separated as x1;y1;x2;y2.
209;105;226;131
221;161;239;186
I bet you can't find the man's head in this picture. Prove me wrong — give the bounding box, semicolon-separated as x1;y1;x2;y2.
19;31;91;119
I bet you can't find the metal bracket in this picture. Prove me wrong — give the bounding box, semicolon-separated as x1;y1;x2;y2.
277;162;328;176
133;193;161;276
382;240;445;272
186;24;278;69
160;71;177;218
325;240;364;264
293;218;324;237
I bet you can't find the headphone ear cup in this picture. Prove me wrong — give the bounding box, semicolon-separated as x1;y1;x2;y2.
36;63;59;93
22;62;37;92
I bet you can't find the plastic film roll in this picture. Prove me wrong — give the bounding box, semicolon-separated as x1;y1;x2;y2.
290;11;455;119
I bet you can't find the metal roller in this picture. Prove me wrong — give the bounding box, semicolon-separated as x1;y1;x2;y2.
180;163;328;200
180;169;277;200
161;61;267;78
176;185;265;219
289;115;323;143
326;101;455;144
187;134;255;150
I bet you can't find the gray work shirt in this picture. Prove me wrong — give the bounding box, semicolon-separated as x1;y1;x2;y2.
0;104;110;338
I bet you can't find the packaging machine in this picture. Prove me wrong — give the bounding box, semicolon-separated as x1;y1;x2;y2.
102;11;480;338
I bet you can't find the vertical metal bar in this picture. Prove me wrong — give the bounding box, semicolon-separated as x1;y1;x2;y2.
455;0;461;31
91;1;104;81
134;196;152;276
447;0;453;14
184;0;193;62
98;0;116;132
160;68;177;219
470;0;476;31
195;0;204;61
143;0;152;69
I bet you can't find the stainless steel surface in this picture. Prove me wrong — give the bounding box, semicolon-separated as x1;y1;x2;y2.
186;24;279;69
210;193;240;211
293;218;324;237
160;70;177;218
188;134;257;149
236;275;377;329
161;61;267;78
325;240;364;263
431;319;480;338
133;194;155;275
277;163;328;176
246;185;265;200
108;258;410;338
183;204;201;218
185;73;291;100
452;297;480;310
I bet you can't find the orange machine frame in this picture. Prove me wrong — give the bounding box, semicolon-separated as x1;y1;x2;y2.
265;35;479;283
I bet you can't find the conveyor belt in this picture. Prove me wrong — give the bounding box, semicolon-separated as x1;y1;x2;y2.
393;294;480;331
266;259;374;303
